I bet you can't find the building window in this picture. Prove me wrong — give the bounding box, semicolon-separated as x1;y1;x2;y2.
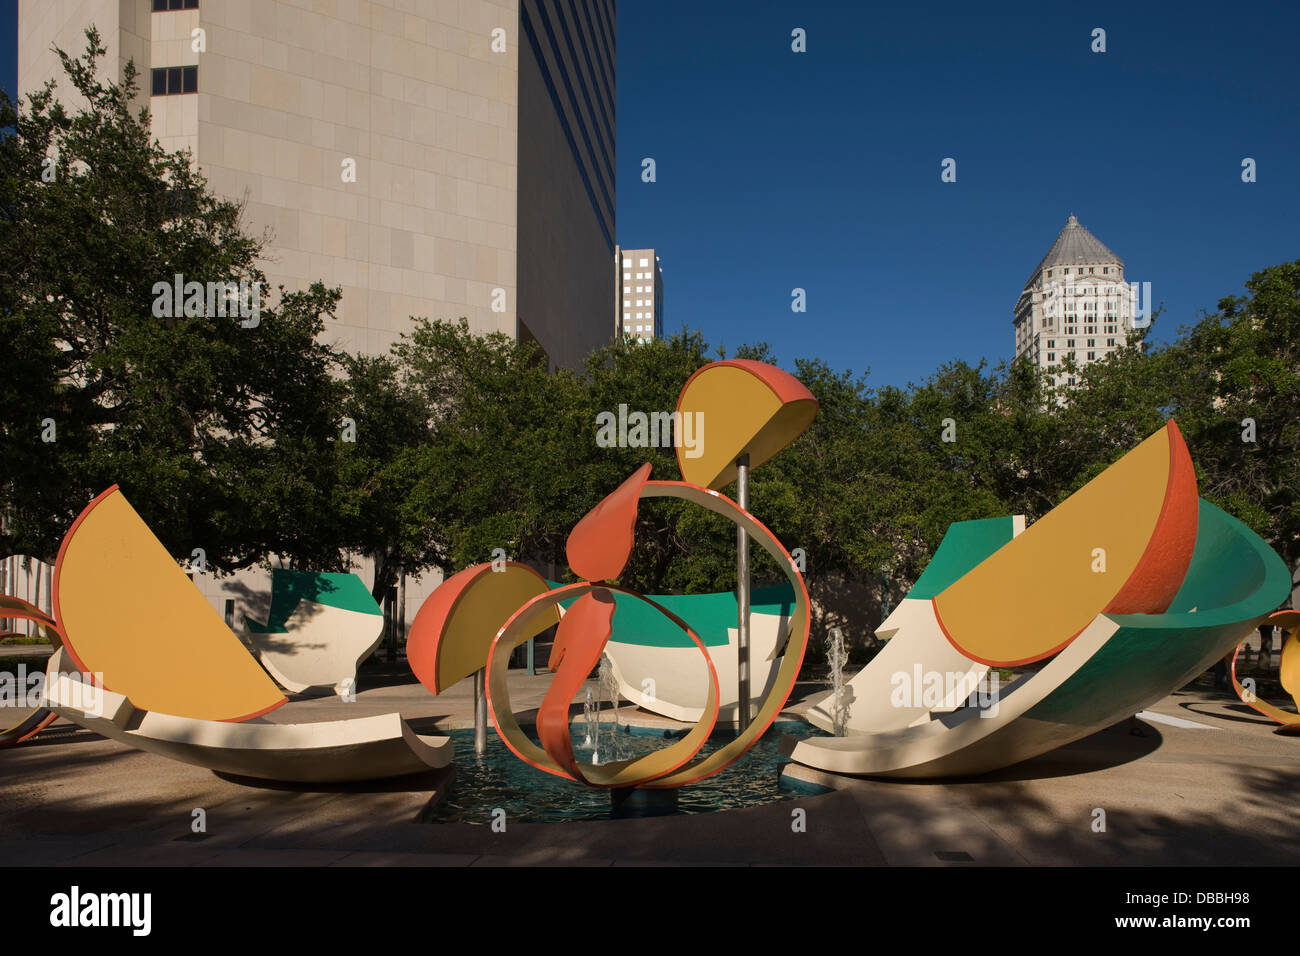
152;65;198;95
639;258;649;267
1103;267;1109;274
1107;338;1116;346
1047;352;1055;362
153;0;199;9
1088;351;1096;360
1088;267;1095;273
1067;339;1075;347
1047;340;1055;348
1047;270;1052;278
622;258;631;268
623;286;630;294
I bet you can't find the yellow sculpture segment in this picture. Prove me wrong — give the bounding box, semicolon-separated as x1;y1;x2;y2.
675;360;819;490
1276;611;1300;710
481;479;811;789
933;421;1199;666
407;562;559;694
53;486;287;721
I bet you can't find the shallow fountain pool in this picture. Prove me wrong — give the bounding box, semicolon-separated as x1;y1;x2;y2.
421;719;830;824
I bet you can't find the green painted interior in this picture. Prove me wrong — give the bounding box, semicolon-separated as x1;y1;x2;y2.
547;581;796;648
908;516;1017;600
1024;499;1290;726
245;570;382;633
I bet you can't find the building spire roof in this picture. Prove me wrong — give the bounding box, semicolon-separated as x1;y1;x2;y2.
1027;215;1122;287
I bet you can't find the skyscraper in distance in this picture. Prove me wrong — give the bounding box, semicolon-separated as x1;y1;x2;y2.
1014;215;1141;388
616;246;663;343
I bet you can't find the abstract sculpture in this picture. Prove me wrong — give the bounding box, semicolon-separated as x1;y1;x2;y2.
409;359;819;788
0;594;60;748
18;486;451;781
789;422;1290;778
1232;609;1300;733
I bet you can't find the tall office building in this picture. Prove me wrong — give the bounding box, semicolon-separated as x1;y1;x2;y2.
1013;215;1139;388
18;0;616;370
616;246;662;343
16;0;616;626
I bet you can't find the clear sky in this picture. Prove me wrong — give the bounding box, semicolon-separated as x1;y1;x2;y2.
614;0;1300;386
4;1;1297;388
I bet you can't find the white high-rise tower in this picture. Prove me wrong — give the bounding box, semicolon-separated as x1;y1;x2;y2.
1014;215;1141;387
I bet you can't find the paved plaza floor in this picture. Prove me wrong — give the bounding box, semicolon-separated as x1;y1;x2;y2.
2;647;1296;867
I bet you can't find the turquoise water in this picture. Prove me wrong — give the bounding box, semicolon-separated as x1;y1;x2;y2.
422;720;830;824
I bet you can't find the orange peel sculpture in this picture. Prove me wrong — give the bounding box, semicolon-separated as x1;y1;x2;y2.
1233;609;1300;733
409;359;818;789
54;487;287;721
933;420;1200;666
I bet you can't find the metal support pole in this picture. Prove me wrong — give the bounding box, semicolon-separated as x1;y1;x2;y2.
397;570;407;651
527;636;536;676
473;667;488;755
736;454;751;730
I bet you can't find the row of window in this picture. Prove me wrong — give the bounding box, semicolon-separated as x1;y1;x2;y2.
152;66;197;95
623;271;653;281
622;258;651;269
1046;266;1113;278
152;0;198;10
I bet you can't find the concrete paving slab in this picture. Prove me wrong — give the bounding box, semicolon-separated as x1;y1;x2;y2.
1;672;1295;866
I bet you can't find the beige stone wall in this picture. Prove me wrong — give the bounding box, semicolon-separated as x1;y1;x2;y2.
193;0;521;359
19;0;151;113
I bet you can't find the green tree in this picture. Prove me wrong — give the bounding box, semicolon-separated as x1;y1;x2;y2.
0;29;346;571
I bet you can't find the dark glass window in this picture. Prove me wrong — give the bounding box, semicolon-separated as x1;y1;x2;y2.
150;66;199;95
154;0;198;10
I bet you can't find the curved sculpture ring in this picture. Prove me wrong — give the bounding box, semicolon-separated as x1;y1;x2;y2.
481;470;811;790
0;594;62;748
1232;609;1300;733
488;582;721;787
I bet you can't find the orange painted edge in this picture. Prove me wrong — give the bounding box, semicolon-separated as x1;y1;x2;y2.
935;420;1199;668
16;711;59;744
536;591;616;781
0;595;58;629
407;563;490;695
1232;638;1300;727
1103;419;1199;615
50;485;288;721
932;596;1094;669
488;581;722;788
673;360;818;481
565;462;651;582
50;485;121;684
639;479;812;786
487;582;590;783
221;697;288;722
408;561;550;695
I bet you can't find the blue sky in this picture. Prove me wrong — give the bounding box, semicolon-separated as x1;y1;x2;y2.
4;1;1297;388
